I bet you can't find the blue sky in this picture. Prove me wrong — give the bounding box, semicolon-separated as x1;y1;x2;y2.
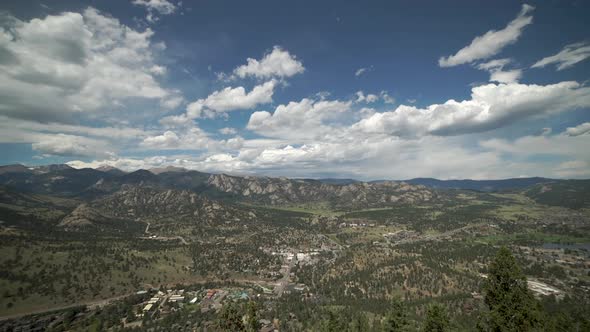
0;0;589;179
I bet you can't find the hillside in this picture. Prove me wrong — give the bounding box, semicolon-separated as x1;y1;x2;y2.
404;177;551;191
525;180;590;209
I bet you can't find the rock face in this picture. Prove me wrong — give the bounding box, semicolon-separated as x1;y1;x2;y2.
0;164;437;210
207;173;435;208
95;185;207;219
86;185;255;225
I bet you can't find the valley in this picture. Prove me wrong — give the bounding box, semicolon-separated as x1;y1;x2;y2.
0;164;589;331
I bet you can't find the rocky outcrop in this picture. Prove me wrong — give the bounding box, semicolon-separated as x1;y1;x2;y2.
90;185;254;225
206;173;435;208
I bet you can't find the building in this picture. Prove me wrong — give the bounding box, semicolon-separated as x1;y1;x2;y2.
169;295;184;302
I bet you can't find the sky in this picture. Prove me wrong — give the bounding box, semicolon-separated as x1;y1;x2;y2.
0;0;589;180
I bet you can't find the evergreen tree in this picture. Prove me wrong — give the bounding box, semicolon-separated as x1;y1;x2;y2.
480;247;543;331
351;311;370;332
218;301;245;331
421;303;450;332
245;301;260;332
383;298;408;332
321;310;345;332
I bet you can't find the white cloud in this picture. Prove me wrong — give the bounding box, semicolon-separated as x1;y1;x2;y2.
132;0;177;14
488;69;522;84
232;46;304;79
439;4;534;67
247;98;352;140
355;67;367;76
532;42;590;71
355;91;379;103
0;116;150;142
160;94;184;110
132;0;178;23
150;65;167;75
32;134;115;158
354;81;590;137
0;7;174;122
66;129;590;180
476;58;522;84
186;80;277;119
140;130;181;148
140;126;244;152
565;122;590;136
219;127;237;135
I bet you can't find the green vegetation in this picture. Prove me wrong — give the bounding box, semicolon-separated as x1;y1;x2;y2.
479;247;542;331
1;169;590;330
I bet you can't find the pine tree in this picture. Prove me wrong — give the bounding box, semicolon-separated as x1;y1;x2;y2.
321;310;345;332
480;247;543;331
421;303;450;332
351;311;370;332
245;301;260;332
383;298;408;332
218;302;245;331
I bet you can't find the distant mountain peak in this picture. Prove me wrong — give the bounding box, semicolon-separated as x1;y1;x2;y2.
0;164;32;174
148;166;188;174
96;165;126;176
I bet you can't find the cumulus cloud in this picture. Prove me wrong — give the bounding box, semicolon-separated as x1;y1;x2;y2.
159;114;192;128
247;98;352;139
132;0;178;22
476;58;522;83
140;126;244;152
354;81;590;137
67;129;590;179
140;130;181;148
532;42;590;71
565;122;590;136
0;7;174;122
355;91;379;103
231;46;304;79
160;94;184;110
0;116;150;142
32;134;115;158
439;4;534;67
219;127;237;135
186;80;277;119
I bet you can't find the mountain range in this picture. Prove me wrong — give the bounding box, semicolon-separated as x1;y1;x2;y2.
0;163;588;232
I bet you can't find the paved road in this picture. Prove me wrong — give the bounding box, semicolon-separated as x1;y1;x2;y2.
275;254;296;297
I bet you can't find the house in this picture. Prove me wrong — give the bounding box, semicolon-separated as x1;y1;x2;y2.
169;295;184;302
143;303;153;312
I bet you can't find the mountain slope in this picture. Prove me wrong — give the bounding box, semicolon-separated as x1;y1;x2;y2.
524;180;590;209
404;177;551;192
207;173;435;208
